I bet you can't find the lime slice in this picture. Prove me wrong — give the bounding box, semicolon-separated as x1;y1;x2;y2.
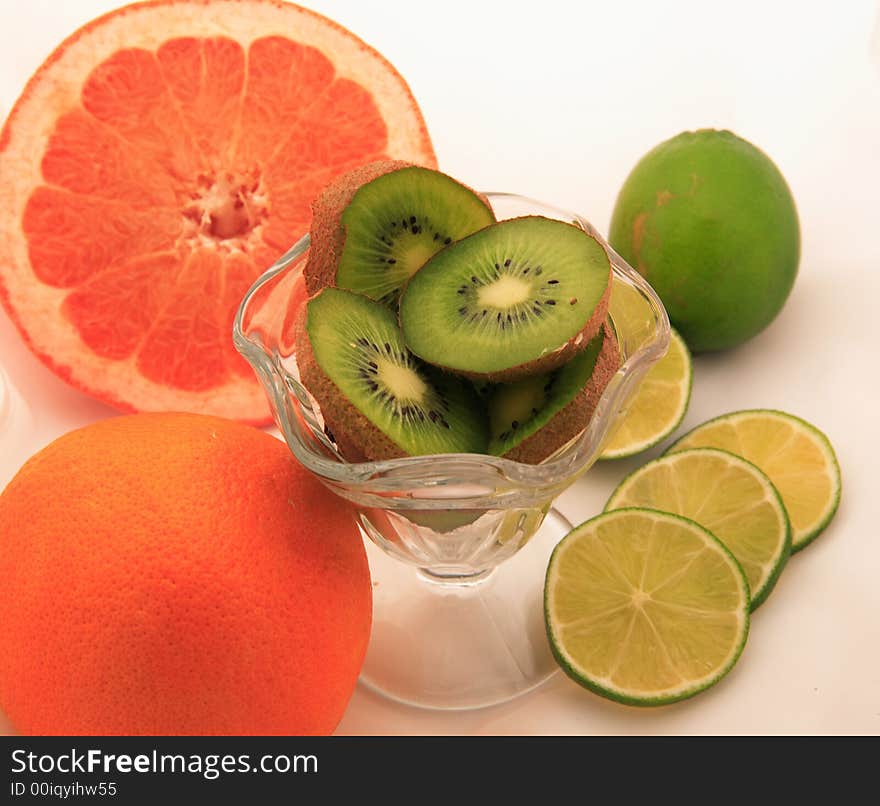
667;410;841;552
600;327;692;459
544;508;749;706
605;448;790;609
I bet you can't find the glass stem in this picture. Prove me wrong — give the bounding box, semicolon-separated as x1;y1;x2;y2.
416;567;495;586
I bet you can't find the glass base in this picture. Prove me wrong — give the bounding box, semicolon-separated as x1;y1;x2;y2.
358;508;573;711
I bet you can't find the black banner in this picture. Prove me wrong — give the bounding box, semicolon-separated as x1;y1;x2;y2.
1;735;876;802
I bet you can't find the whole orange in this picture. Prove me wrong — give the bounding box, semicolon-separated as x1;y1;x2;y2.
0;412;371;735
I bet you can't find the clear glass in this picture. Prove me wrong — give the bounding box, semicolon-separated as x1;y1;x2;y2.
233;193;669;710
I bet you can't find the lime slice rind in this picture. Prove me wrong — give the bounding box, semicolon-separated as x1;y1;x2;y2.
545;508;750;707
600;327;693;460
666;409;841;552
605;448;791;610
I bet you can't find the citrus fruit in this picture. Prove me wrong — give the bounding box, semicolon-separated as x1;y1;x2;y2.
600;326;691;459
545;508;749;706
0;0;437;423
608;129;799;352
667;409;841;551
0;412;372;735
605;448;790;609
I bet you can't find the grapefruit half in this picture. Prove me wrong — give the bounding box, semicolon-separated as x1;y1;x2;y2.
0;0;437;423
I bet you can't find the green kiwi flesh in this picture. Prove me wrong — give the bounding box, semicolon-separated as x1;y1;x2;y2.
487;325;620;463
334;166;495;305
399;216;612;380
299;287;488;460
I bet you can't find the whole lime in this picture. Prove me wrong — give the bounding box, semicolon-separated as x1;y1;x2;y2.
609;129;800;352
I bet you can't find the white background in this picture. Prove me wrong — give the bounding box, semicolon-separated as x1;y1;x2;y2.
1;0;879;735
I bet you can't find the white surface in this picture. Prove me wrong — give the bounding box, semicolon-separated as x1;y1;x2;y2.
1;0;879;735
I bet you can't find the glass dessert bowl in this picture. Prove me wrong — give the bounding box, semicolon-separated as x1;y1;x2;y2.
233;193;669;710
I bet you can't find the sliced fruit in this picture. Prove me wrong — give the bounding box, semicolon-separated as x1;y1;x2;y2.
605;448;790;609
0;0;437;422
545;508;750;706
399;216;612;382
306;162;495;304
600;327;691;459
296;287;487;460
487;325;620;463
667;409;841;551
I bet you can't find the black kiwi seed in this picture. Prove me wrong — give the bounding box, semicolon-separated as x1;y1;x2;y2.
399;216;614;383
353;335;464;433
336;169;494;303
311;165;497;309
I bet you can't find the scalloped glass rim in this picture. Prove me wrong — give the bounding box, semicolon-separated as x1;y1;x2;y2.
233;193;669;502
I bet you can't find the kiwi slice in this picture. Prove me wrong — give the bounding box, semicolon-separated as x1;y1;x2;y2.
399;216;612;381
305;161;495;305
487;325;620;464
296;287;488;461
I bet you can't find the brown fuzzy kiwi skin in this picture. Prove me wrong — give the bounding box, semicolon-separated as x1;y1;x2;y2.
421;266;613;384
304;160;494;297
293;305;408;463
501;324;621;464
305;160;414;296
